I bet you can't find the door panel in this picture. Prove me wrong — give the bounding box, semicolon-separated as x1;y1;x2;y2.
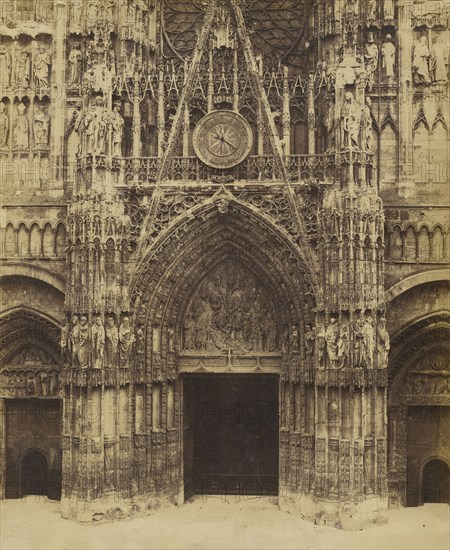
183;379;194;500
184;374;279;497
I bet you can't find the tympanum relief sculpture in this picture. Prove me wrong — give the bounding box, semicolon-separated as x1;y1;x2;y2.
183;261;278;354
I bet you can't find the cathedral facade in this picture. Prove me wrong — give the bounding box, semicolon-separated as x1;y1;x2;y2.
0;0;449;530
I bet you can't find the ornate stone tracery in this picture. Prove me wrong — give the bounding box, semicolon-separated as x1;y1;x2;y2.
0;0;448;534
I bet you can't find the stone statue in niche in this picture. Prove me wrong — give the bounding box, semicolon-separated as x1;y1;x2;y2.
69;315;80;365
413;36;431;84
69;1;82;30
33;106;49;148
119;317;134;365
40;371;50;396
383;0;394;21
75;105;94;154
86;1;98;27
290;325;299;352
183;314;196;351
0;45;11;87
105;316;119;366
0;103;9;148
364;97;373;152
377;316;390;368
430;35;448;83
362;316;375;368
381;34;395;78
168;326;175;353
183;262;278;353
325;100;336;152
26;372;36;395
60;318;69;363
34;46;52;88
16;49;30;88
13;102;29;149
68;43;83;87
78;316;90;368
346;0;359;16
337;323;349;369
316;324;326;366
92;96;109;154
341;92;361;149
264;312;277;352
304;324;315;358
111;101;124;156
364;32;379;91
135;326;145;355
325;317;339;367
91;315;105;369
354;313;365;367
366;0;376;23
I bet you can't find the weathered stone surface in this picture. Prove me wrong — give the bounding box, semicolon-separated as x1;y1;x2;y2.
0;0;448;531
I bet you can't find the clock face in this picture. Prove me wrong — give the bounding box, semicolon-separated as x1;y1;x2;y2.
193;110;253;169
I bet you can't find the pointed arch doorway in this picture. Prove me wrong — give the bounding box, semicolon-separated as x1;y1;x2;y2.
178;260;283;500
183;373;279;500
131;200;317;510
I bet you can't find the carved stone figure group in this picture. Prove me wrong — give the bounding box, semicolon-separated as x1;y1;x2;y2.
317;318;350;369
0;43;52;89
0;368;60;397
66;314;135;368
183;263;278;353
75;97;124;156
9;102;50;150
314;314;389;369
363;33;396;84
413;35;448;84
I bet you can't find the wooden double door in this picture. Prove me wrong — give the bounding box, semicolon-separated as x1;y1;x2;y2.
183;374;279;499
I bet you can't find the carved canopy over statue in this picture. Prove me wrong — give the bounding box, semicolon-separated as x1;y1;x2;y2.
183;261;279;353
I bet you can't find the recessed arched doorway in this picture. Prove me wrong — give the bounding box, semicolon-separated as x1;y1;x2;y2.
422;459;449;504
21;449;48;497
183;373;279;500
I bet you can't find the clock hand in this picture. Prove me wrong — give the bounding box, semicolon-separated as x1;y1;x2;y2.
222;138;238;151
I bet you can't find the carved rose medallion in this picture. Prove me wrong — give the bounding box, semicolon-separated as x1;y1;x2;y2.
193;110;253;169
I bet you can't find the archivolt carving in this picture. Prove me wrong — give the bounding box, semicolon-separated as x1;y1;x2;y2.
130;201;316;382
134;190;318;282
7;345;56;366
0;308;61;364
183;261;278;353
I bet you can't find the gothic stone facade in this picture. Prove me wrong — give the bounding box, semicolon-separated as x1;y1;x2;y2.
0;0;449;530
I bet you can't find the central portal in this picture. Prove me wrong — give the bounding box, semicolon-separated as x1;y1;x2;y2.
183;374;279;499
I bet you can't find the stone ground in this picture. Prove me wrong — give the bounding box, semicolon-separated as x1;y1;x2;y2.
1;496;449;550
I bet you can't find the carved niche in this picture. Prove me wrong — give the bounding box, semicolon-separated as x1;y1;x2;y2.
182;261;278;354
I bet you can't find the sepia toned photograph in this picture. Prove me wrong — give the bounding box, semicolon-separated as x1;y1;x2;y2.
0;0;448;548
